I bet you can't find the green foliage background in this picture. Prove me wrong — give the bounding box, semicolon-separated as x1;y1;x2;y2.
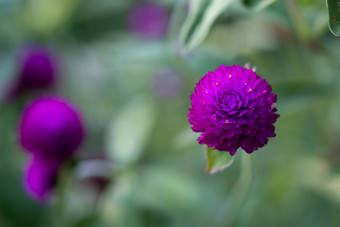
1;0;340;226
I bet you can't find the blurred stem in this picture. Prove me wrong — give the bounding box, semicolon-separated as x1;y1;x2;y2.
215;152;252;226
285;0;310;42
54;163;71;227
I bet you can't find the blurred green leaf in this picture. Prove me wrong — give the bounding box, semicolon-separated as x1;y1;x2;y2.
274;80;332;98
205;146;235;174
106;98;156;166
0;0;20;13
295;156;340;206
22;0;79;35
179;0;236;55
135;166;201;214
327;0;340;36
205;17;279;55
242;0;277;11
295;156;330;190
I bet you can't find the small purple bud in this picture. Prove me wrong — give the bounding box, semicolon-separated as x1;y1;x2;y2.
151;68;183;100
127;2;170;39
19;97;85;161
7;46;57;99
24;156;61;203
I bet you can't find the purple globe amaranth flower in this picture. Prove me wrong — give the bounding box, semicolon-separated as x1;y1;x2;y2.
8;46;57;99
24;156;61;202
128;2;170;39
188;65;279;155
19;97;84;161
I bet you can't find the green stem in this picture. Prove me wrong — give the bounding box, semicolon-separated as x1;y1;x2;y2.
215;152;252;226
53;163;71;227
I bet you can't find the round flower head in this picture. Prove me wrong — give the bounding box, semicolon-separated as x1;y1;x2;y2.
24;156;61;202
188;65;279;155
128;2;170;39
8;46;57;98
19;97;84;161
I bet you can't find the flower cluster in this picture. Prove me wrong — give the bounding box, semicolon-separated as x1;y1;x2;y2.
19;97;84;201
188;65;279;155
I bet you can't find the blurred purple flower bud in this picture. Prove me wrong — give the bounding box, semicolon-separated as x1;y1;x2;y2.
128;2;170;39
151;68;183;100
19;97;85;161
8;46;58;99
24;156;61;203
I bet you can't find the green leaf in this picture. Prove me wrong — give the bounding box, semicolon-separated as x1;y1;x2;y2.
327;0;340;36
179;0;236;55
22;0;79;36
205;146;235;174
135;166;201;214
106;98;156;166
242;0;277;11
